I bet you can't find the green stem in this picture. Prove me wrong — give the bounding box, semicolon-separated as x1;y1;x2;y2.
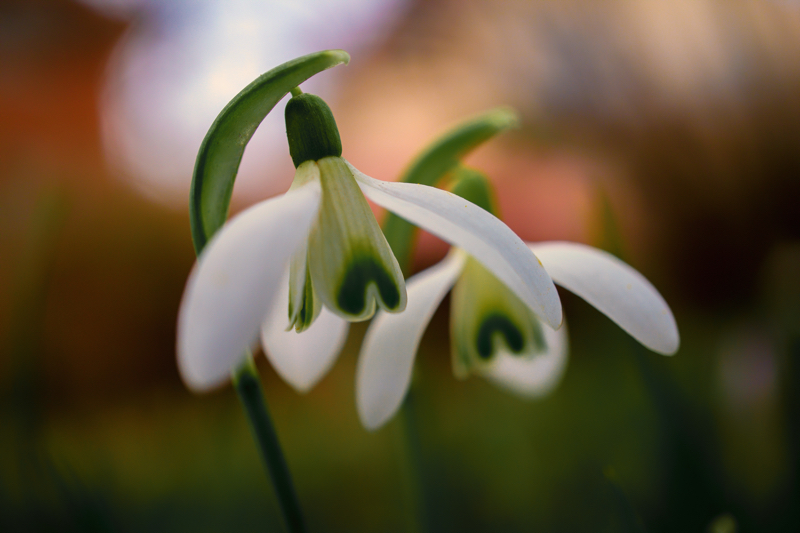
399;386;432;533
232;356;306;533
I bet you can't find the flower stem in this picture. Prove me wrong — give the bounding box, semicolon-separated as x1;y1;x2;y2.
399;385;432;533
232;356;307;533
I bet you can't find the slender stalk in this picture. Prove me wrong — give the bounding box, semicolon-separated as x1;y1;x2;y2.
399;385;431;533
232;356;306;533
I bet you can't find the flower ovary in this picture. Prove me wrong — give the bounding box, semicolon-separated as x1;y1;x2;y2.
285;93;342;168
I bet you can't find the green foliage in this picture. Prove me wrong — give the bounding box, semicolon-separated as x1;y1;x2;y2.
189;50;350;255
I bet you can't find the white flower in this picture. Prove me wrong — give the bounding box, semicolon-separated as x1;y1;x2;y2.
356;241;680;431
176;93;562;393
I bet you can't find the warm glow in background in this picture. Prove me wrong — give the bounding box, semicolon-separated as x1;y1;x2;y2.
2;1;800;531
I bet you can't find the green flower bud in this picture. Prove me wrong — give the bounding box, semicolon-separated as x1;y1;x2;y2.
285;92;342;167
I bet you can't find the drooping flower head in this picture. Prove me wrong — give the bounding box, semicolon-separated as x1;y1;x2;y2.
282;91;407;330
177;52;562;393
357;121;679;430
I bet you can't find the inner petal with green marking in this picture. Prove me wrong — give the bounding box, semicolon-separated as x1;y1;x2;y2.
287;246;322;333
450;257;547;378
306;156;407;321
285;161;324;332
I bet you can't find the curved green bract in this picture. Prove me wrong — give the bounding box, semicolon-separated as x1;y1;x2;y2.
190;50;350;255
382;107;519;274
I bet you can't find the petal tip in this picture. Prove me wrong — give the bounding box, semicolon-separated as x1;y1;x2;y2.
548;306;564;330
358;413;383;432
176;352;233;394
639;319;680;356
537;292;563;330
649;308;680;355
488;107;520;129
355;367;400;432
356;399;393;432
286;378;315;395
327;49;351;65
657;331;681;356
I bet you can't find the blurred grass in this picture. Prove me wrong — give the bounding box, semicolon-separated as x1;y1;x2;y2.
0;180;795;531
0;303;684;531
2;275;797;531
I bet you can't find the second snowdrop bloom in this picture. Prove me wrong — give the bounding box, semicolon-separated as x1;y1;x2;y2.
178;93;562;393
356;171;680;431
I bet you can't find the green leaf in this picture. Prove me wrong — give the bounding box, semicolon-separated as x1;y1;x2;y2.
190;49;350;256
382;107;518;274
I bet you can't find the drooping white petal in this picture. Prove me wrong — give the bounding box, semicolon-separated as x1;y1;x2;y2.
481;321;569;398
349;162;562;329
261;268;350;393
177;181;321;392
356;251;466;431
530;242;679;355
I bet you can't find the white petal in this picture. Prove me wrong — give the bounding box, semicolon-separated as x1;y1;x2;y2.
481;321;569;397
356;251;466;431
177;182;321;392
349;162;562;329
261;268;350;393
530;242;679;355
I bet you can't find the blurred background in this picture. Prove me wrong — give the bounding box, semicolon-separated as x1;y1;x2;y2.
2;0;800;531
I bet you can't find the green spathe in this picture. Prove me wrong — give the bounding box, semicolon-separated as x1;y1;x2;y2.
285;93;343;167
190;50;350;255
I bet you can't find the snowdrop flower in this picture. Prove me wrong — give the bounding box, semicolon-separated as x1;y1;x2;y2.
177;76;562;393
356;170;679;430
